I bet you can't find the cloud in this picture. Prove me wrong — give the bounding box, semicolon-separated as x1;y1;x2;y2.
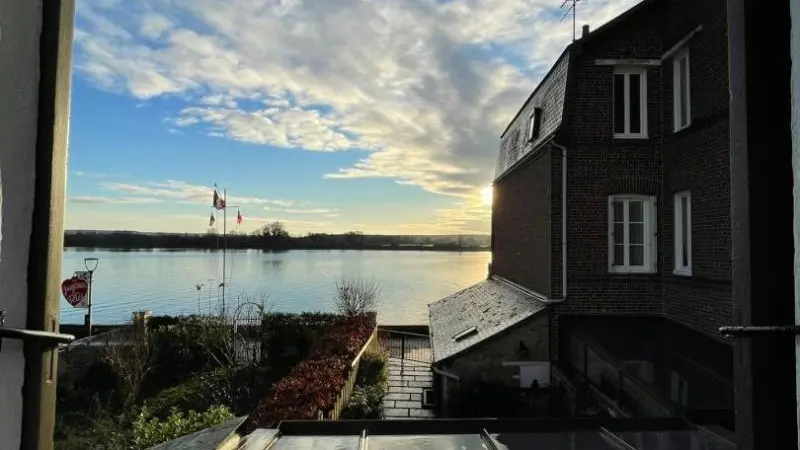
96;179;295;208
270;207;337;215
73;0;641;199
69;196;163;204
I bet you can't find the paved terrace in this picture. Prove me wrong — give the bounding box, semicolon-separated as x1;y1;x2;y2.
383;358;434;419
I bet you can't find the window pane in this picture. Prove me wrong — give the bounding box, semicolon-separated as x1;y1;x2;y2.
629;200;643;222
630;223;644;245
679;56;689;126
629;244;645;266
613;223;625;245
629;73;641;134
681;196;689;267
612;201;624;222
614;74;626;134
613;244;625;266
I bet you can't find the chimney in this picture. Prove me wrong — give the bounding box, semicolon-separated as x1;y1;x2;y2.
582;24;590;38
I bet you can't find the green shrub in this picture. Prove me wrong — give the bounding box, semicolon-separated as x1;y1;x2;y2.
142;367;234;418
142;318;233;395
340;345;388;419
54;413;130;450
340;384;387;419
356;346;388;387
131;405;234;449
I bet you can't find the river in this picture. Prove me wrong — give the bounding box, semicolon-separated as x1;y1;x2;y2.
60;249;491;325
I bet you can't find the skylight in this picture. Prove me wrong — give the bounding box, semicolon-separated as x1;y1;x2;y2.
452;326;478;342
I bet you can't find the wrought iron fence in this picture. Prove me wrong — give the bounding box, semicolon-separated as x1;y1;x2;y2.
378;329;432;363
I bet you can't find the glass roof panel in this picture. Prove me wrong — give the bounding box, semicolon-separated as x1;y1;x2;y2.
368;434;487;450
271;435;360;450
490;432;621;450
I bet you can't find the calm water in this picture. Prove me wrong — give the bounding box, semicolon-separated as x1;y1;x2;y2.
60;249;490;325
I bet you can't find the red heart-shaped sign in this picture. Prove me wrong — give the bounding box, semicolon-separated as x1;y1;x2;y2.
61;277;89;307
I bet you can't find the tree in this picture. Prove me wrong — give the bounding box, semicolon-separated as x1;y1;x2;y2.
333;274;381;316
261;221;289;238
103;318;156;409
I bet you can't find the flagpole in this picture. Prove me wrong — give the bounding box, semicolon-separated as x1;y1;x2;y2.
222;188;227;318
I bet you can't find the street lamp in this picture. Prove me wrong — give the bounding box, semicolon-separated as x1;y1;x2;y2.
83;257;99;336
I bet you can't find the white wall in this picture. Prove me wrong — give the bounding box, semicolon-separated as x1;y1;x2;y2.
793;0;800;445
0;1;43;448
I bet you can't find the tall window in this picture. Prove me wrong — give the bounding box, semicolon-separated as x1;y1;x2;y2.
673;49;691;131
613;68;648;138
673;191;692;275
609;195;657;273
528;107;542;141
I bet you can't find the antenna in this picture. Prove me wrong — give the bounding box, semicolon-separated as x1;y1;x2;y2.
560;0;585;42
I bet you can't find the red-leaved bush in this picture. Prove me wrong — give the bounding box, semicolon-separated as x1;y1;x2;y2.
248;312;376;427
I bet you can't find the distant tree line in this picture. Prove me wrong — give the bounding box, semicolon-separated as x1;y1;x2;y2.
64;222;490;252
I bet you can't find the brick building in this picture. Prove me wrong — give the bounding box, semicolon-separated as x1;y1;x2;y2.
429;0;736;432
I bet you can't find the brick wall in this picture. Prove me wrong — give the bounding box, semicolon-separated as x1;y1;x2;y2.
549;5;666;359
492;149;552;295
660;0;732;339
446;314;549;386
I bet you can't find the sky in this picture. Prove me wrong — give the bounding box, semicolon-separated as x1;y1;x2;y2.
66;0;640;236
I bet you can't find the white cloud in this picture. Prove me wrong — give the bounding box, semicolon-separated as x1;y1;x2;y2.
97;179;294;208
69;196;163;204
73;0;641;200
140;12;173;39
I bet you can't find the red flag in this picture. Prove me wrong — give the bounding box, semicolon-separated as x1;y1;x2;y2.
213;188;225;210
236;210;243;225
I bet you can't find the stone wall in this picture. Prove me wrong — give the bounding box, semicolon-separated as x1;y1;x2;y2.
446;314;549;387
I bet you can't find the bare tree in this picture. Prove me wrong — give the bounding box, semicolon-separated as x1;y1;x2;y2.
103;319;155;409
334;274;381;316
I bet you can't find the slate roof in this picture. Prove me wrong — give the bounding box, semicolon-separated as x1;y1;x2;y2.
428;278;548;364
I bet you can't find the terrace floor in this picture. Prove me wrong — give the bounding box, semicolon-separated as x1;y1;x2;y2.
383;358;435;420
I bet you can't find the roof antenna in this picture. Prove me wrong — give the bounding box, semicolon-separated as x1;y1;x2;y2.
561;0;585;42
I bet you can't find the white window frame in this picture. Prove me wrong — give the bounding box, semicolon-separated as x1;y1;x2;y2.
608;195;657;274
527;108;542;142
613;68;648;139
673;191;692;276
673;48;691;131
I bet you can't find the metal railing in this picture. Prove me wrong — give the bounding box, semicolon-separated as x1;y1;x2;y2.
378;329;432;363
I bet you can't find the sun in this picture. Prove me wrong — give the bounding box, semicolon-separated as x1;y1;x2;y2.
481;185;493;206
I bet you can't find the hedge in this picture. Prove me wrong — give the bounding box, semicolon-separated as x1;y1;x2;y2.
260;312;342;369
250;312;376;427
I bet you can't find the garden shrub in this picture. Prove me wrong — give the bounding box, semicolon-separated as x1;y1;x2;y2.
260;312;341;371
340;385;387;419
340;346;389;419
142;317;232;395
142;367;235;418
131;405;234;449
54;414;130;450
249;312;376;427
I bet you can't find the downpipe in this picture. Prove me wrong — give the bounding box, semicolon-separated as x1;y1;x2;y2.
550;141;568;303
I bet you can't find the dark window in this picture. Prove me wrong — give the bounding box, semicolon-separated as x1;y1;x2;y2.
629;73;641;134
614;74;626;134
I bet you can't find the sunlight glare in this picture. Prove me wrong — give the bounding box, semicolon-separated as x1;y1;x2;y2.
482;185;493;206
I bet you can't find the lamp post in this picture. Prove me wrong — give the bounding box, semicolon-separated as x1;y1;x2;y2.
84;257;99;336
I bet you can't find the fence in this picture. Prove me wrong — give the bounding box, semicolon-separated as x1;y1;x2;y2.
318;327;379;421
378;329;432;363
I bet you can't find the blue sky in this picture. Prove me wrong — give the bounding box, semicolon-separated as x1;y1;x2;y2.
66;0;638;235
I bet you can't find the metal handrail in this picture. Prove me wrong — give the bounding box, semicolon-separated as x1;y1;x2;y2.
0;309;75;355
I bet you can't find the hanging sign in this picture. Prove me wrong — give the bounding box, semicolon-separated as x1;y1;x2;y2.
61;276;89;308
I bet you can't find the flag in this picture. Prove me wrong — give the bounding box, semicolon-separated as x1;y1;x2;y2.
209;213;216;227
236;210;243;225
212;187;226;210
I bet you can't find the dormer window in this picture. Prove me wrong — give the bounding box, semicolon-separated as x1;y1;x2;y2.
527;107;542;142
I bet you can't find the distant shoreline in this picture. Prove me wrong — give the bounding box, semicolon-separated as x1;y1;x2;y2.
63;231;490;252
64;245;490;252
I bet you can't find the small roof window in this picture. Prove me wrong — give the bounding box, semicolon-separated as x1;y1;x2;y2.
452;326;478;342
